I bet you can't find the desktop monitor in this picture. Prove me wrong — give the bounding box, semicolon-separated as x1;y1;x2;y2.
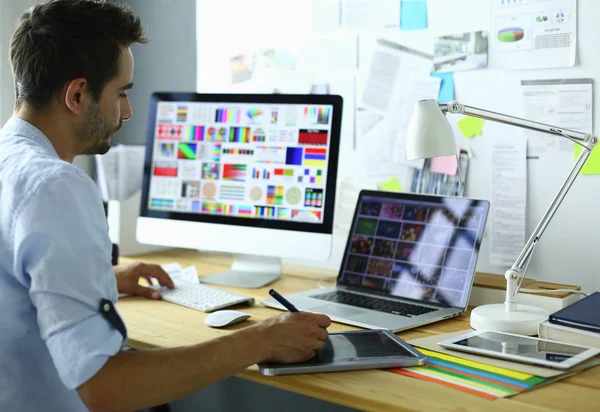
137;93;343;287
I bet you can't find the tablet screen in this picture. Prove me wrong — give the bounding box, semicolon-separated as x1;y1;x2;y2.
304;331;413;364
453;331;587;363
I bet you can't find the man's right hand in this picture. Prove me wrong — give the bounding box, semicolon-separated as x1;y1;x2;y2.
255;312;331;364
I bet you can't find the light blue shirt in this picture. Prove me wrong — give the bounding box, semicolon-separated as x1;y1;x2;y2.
0;117;126;410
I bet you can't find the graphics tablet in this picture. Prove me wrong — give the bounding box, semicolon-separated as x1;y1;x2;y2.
258;330;426;376
438;330;600;370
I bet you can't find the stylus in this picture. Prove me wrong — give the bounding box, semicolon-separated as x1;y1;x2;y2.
269;289;299;312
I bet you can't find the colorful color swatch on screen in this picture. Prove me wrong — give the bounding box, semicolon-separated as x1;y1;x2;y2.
238;205;254;217
274;168;295;178
151;198;174;209
153;161;178;177
246;109;263;119
304;188;323;208
229;127;250;143
186;125;205;141
253;129;266;142
220;185;246;201
252;168;271;179
204;127;228;142
255;206;276;218
215;108;241;123
191;200;201;212
223;204;237;216
266;185;284;205
223;164;247;181
286;147;303;166
223;148;254;155
304;148;326;167
271;110;278;124
182;182;201;198
177;142;197;159
201;162;220;180
176;105;188;122
291;209;322;220
299;129;328;145
304;106;330;124
202;201;224;214
157;124;184;140
159;143;175;157
277;208;291;219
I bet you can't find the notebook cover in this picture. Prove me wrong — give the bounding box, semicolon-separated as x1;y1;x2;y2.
549;291;600;334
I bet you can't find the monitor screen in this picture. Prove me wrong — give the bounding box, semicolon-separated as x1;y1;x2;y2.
339;192;489;308
140;93;342;235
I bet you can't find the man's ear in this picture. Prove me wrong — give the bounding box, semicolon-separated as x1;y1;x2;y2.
64;78;90;115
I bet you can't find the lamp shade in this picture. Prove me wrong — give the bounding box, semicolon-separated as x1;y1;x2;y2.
406;99;457;160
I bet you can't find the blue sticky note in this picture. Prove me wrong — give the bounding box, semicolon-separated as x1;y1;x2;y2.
430;72;455;103
400;0;428;31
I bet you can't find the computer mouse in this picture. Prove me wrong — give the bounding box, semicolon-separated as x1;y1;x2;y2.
204;310;251;328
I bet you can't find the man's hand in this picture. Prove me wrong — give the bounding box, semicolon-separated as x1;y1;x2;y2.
255;312;331;363
114;262;175;299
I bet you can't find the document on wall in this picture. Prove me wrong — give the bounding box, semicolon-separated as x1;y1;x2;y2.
361;39;434;114
340;0;400;28
95;145;145;201
522;78;592;157
493;0;577;70
489;136;527;268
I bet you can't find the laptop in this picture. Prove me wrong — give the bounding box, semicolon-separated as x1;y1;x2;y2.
261;190;490;332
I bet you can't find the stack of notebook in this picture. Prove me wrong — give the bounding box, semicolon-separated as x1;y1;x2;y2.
392;330;600;400
538;291;600;348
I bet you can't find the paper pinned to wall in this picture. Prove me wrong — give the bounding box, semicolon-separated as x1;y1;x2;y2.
341;0;400;28
95;145;145;202
361;39;434;114
334;177;377;233
489;136;527;267
522;79;593;157
430;72;454;102
390;73;441;165
400;0;428;31
299;31;359;71
493;0;577;70
458;116;485;139
311;0;341;31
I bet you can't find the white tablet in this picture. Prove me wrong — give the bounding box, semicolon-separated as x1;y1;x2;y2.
258;330;426;376
438;330;600;370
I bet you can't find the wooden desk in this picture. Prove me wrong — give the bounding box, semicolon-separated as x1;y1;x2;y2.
116;249;600;412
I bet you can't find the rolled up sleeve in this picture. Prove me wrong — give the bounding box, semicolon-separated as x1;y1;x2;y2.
12;169;126;389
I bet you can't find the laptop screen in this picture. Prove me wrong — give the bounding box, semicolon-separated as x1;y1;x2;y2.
339;191;489;309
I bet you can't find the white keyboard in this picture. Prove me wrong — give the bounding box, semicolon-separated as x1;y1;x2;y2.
156;281;255;312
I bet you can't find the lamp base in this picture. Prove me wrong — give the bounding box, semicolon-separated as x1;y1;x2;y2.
470;304;549;335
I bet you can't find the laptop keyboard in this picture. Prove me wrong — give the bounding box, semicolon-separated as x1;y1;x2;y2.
313;291;439;317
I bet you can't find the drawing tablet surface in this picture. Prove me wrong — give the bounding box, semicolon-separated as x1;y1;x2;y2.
258;330;426;376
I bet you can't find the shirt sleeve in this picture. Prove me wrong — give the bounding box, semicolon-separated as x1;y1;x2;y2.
12;168;126;389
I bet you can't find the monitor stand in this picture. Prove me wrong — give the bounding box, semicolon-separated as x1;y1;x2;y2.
199;255;282;288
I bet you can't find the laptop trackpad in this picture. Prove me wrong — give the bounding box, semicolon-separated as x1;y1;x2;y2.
308;304;363;318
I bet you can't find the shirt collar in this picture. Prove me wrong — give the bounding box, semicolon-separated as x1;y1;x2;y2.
3;117;60;159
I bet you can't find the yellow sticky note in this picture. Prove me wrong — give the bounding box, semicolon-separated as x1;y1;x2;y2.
379;177;403;192
574;144;600;174
458;116;484;139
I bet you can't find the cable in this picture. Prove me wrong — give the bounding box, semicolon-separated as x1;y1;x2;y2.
317;277;336;289
519;288;588;297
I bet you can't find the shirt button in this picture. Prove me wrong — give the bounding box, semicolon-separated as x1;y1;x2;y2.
103;303;111;312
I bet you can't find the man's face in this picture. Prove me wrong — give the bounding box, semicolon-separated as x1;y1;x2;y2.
78;47;134;155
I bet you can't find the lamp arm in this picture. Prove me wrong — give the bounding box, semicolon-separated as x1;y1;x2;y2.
439;100;598;311
441;101;596;150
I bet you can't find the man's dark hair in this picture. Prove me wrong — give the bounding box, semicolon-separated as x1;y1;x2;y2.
10;0;148;110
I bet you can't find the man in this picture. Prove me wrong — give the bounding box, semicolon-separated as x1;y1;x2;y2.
0;1;331;410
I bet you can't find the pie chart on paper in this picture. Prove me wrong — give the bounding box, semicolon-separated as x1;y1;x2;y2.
498;27;525;42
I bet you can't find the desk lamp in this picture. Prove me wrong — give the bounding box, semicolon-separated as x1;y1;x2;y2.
406;99;597;335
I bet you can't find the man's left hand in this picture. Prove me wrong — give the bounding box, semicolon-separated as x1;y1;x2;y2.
114;262;175;300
